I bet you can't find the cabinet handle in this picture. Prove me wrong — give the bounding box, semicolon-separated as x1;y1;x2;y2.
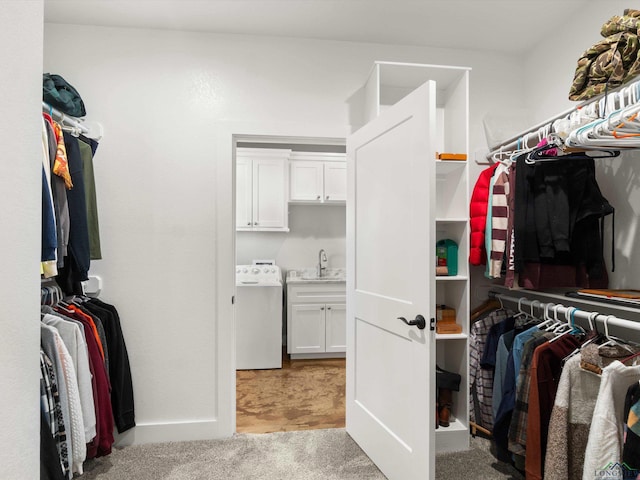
254;222;258;225
246;222;251;226
327;307;331;310
316;195;321;200
321;307;325;310
326;195;330;200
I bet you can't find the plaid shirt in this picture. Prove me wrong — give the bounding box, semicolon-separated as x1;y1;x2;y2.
40;349;69;478
469;308;512;430
508;332;553;458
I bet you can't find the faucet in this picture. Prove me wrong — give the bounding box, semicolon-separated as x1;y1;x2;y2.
318;249;328;277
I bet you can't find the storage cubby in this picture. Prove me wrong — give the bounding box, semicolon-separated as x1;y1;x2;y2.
435;280;469;337
353;61;469;153
436;162;468;218
435;339;469;453
435;220;469;279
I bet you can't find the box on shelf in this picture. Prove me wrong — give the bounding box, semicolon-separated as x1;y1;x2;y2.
436;239;458;276
436;305;462;334
436;152;467;161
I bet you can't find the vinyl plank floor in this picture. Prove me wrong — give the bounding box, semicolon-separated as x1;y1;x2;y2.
236;356;346;434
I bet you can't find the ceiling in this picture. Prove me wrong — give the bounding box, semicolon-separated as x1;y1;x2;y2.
44;0;592;54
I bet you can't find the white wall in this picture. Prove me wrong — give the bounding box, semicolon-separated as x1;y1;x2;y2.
237;205;346;273
522;2;640;290
0;2;43;478
43;22;525;442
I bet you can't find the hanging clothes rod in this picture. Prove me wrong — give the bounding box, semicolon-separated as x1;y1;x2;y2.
484;76;640;162
488;290;640;336
42;101;89;135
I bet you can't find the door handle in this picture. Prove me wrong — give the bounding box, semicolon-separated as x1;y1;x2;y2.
398;315;426;330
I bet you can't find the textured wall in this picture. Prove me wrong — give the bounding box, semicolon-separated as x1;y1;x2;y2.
0;1;43;478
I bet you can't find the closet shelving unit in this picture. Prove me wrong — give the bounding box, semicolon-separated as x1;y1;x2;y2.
356;61;471;453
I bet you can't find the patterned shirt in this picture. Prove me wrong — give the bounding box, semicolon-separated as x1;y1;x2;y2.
508;332;553;459
40;349;69;477
469;308;512;430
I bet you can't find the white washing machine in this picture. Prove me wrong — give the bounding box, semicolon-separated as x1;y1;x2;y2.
235;263;283;370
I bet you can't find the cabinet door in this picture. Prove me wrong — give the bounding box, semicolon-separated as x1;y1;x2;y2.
289;161;323;202
325;303;346;352
289;303;325;354
323;162;347;203
253;157;288;230
236;157;253;231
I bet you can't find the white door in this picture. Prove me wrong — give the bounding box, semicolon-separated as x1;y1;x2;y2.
346;81;437;480
323;162;347;202
253;157;287;229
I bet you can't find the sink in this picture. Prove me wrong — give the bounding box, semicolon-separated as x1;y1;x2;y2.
288;268;346;283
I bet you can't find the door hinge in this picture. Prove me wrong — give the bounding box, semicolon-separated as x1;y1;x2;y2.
430;317;435;331
232;295;235;305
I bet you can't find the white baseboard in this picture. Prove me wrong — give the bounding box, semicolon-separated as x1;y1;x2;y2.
114;419;230;446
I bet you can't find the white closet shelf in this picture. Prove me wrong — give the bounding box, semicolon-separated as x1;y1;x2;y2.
436;275;468;281
436;418;467;433
435;217;468;223
435;333;468;340
436;160;467;174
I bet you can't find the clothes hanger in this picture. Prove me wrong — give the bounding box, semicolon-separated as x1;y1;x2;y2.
597;315;635;353
550;305;572;333
622;348;640;364
549;307;579;343
522;300;542;325
535;303;557;330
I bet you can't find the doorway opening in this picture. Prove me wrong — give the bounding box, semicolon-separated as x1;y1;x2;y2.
232;134;347;434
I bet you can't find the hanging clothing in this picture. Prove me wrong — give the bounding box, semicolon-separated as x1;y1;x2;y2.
508;331;554;470
41;407;66;480
545;344;635;480
583;361;640;480
53;304;114;458
525;334;582;480
83;298;136;432
623;382;640;470
503;162;517;288
513;153;613;289
40;349;69;478
45;120;70;267
492;329;516;422
469;308;511;430
77;137;102;260
469;162;499;265
42;313;96;443
41;324;73;475
489;163;510;278
60;132;91;287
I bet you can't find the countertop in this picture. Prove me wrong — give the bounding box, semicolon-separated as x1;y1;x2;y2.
286;268;346;285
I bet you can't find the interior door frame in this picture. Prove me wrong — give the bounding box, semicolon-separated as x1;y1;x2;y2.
214;121;347;436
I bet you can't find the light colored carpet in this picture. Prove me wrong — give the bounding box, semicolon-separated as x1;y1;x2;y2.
79;429;524;479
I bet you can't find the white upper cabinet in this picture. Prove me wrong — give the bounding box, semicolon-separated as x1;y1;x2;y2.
236;148;290;232
323;162;347;203
289;151;347;204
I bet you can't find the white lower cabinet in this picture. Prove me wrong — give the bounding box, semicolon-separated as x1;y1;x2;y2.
287;283;346;359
